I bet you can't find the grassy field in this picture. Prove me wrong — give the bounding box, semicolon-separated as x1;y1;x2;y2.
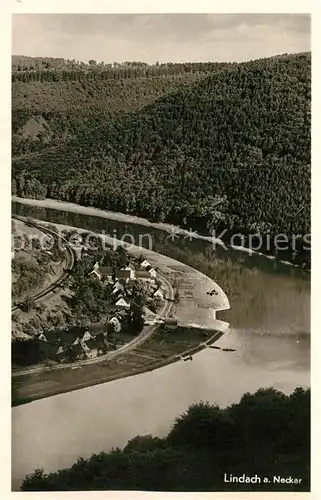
12;326;225;406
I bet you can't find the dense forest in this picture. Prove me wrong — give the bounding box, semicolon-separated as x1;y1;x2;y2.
21;386;310;491
12;53;311;262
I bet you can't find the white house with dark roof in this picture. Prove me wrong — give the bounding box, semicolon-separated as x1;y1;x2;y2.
100;266;114;283
80;341;91;356
89;268;102;280
109;316;122;332
85;339;99;358
113;292;124;304
148;268;157;279
55;345;68;362
89;261;115;282
81;331;93;343
125;265;136;279
115;297;130;309
116;265;135;281
153;288;164;300
141;259;151;270
112;281;125;294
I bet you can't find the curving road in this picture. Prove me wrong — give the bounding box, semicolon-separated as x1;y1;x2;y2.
11;216;75;312
12;236;174;377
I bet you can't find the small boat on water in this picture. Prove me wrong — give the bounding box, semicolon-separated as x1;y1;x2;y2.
179;355;193;361
207;346;236;352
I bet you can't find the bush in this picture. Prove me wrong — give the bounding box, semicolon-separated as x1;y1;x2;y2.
20;296;36;313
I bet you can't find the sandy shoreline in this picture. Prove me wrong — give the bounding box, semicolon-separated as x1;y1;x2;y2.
35;218;230;316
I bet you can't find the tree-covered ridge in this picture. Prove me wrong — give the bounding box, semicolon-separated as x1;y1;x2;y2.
13;54;232;73
12;63;213;158
12;57;230;119
12;53;311;261
12;72;206;117
21;387;310;491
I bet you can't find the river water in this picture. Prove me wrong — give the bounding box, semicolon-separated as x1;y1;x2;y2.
11;202;310;489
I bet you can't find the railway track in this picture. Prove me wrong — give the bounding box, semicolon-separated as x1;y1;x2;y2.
11;216;76;312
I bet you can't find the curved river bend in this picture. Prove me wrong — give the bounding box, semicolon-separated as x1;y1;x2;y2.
11;202;310;489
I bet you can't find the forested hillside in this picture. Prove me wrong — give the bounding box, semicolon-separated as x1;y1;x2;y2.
21;387;310;491
12;53;311;261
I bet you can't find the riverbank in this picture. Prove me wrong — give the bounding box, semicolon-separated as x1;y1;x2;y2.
12;269;173;377
12;219;230;406
12;196;310;269
12;196;187;235
12;326;228;407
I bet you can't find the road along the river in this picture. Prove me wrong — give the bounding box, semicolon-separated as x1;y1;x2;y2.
12;220;229;406
12;271;174;377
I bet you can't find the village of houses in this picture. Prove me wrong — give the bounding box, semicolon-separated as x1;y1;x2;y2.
33;255;171;365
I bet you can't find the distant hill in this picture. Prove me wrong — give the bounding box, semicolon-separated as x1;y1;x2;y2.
12;53;311;262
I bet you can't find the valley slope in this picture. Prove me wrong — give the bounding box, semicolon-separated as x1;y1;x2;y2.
12;53;311;263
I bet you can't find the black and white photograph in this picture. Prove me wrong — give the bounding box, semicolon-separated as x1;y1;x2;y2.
10;11;311;493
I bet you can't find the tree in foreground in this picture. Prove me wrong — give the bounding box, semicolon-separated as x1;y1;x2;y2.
20;387;310;492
